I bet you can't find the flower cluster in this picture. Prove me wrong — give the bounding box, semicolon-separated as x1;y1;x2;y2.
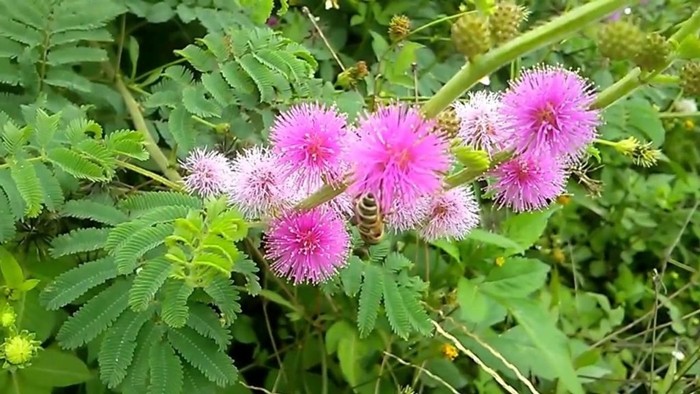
179;65;601;285
455;66;600;212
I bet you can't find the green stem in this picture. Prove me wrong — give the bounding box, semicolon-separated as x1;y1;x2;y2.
421;0;633;117
116;160;184;191
591;68;642;109
670;6;700;43
445;151;513;188
593;138;618;147
114;75;183;183
658;111;700;118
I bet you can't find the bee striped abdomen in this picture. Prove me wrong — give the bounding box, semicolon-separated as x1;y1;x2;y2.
354;193;384;245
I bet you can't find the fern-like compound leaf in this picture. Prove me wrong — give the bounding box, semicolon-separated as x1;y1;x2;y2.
99;307;154;389
358;264;383;338
10;159;43;217
203;276;241;326
113;222;174;274
40;256;118;310
186;304;232;351
47;146;109;181
0;168;25;219
161;279;195;328
0;191;16;243
118;191;202;214
340;256;364;297
167;106;197;156
399;287;433;336
56;278;131;349
121;320;161;392
183;366;217;394
148;339;183;394
60;198;128;225
34;162;64;211
168;326;238;387
382;270;412;340
129;257;173;312
105;129;148;160
50;227;109;258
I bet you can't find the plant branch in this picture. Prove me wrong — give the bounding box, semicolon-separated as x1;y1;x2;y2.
116;160;184;191
422;0;634;118
114;75;183;184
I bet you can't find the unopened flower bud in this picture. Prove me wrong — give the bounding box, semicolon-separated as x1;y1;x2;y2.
616;137;660;167
436;108;460;139
597;20;643;61
452;13;491;60
440;343;459;361
634;32;671;71
680;61;700;96
0;306;16;328
389;15;411;43
489;1;527;45
354;61;368;79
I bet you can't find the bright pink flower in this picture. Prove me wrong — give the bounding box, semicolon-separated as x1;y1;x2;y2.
180;148;233;198
419;186;480;241
228;146;298;219
453;91;512;154
348;104;451;212
265;208;350;285
502;66;600;161
270;103;352;190
488;153;567;212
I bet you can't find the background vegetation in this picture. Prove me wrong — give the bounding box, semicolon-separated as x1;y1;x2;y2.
0;0;699;393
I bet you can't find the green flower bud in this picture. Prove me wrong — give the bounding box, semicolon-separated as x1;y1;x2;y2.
451;13;491;60
489;1;528;45
597;20;644;61
680;61;700;96
2;331;41;368
389;15;411;43
634;32;671;71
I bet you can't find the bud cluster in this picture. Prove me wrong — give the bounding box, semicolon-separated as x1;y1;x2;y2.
0;303;42;370
336;60;369;89
451;2;528;60
597;19;672;71
681;61;700;96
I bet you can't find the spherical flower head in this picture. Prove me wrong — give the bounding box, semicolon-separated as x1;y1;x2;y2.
488;153;567;212
2;330;41;367
384;198;429;233
453;91;513;154
0;305;16;328
265;207;350;285
180;148;233;198
502;66;600;161
348;104;451;212
419;186;481;241
270;103;352;190
228;146;299;219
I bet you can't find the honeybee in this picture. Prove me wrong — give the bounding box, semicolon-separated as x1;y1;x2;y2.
352;192;385;245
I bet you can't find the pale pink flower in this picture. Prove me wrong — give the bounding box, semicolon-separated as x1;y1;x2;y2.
384;198;430;233
419;186;480;241
180;148;233;198
453;91;512;154
228;146;299;219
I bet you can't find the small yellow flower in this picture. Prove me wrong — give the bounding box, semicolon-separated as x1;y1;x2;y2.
556;194;572;206
551;247;566;264
495;256;506;267
2;331;41;366
684;119;695;130
441;343;459;361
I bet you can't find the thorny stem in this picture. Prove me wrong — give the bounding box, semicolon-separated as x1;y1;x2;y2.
114;75;183;184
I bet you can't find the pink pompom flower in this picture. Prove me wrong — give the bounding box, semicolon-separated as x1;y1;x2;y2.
228;146;299;219
384;198;430;233
419;186;481;241
453;91;512;155
488;153;567;212
269;102;352;191
265;207;350;285
502;66;600;161
180;148;233;198
348;104;451;212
